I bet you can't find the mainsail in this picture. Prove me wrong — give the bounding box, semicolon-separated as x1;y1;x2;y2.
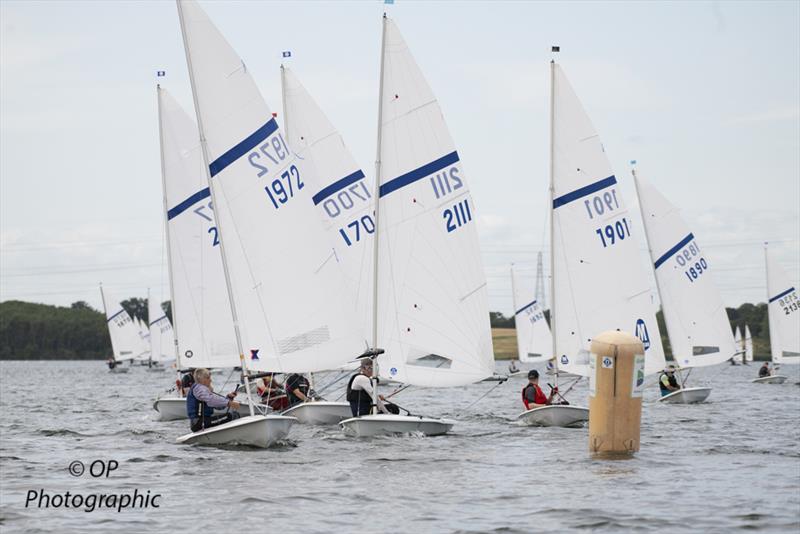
550;63;665;377
511;265;553;363
100;286;148;362
371;17;494;386
147;293;175;364
765;244;800;365
633;171;736;368
744;325;753;363
280;66;374;334
177;0;365;373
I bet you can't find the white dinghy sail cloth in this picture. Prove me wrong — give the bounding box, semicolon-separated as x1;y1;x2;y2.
550;62;665;377
633;171;736;368
176;0;365;373
100;286;148;362
147;294;175;364
158;86;240;370
371;17;494;387
280;66;374;331
744;325;754;363
511;265;553;363
765;244;800;365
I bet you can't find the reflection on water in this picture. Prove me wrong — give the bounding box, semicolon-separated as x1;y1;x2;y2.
0;360;798;533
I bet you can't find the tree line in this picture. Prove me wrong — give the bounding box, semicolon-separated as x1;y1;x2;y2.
0;299;773;360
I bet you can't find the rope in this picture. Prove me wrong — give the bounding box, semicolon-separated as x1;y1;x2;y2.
456;378;508;418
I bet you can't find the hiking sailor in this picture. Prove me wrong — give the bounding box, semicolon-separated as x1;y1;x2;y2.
186;368;240;432
659;365;681;396
346;359;389;417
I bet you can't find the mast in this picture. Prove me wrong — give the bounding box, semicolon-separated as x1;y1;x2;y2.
176;0;254;416
548;57;558;388
147;287;153;367
280;65;289;145
535;250;546;310
99;283;110;361
368;14;388;414
156;85;183;390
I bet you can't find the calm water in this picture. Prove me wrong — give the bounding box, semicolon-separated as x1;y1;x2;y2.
1;360;798;533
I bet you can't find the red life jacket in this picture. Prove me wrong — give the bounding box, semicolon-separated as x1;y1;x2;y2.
521;383;547;409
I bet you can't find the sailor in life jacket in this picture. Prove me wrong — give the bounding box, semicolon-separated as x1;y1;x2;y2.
758;362;771;378
521;369;556;410
186;368;240;432
658;365;681;396
284;373;313;407
346;359;388;417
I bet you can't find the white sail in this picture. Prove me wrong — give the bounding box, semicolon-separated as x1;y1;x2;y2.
744;324;753;363
372;17;493;386
765;245;800;365
550;63;665;377
634;172;736;368
100;286;148;362
177;0;365;373
159;86;240;370
733;326;743;363
148;296;175;363
280;66;374;332
511;265;552;363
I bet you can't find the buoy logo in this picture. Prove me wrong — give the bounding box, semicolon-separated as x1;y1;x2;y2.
560;355;569;365
635;319;651;350
184;350;193;359
636;369;644;387
390;367;397;376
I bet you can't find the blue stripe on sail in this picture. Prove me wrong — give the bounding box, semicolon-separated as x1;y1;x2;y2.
107;309;125;323
552;176;617;209
654;233;695;269
379;151;460;197
209;118;279;178
167;188;210;220
769;287;795;303
149;315;168;327
515;300;537;316
312;170;365;205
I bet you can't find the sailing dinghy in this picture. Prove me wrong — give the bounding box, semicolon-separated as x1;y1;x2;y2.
145;290;174;372
633;169;736;404
175;0;378;444
152;86;264;422
276;65;371;425
340;15;494;437
744;325;753;365
752;244;798;384
100;285;147;373
516;61;666;426
511;264;553;374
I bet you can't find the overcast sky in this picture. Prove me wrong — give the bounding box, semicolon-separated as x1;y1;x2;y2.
1;0;798;315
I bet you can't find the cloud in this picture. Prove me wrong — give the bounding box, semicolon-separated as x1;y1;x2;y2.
726;106;800;125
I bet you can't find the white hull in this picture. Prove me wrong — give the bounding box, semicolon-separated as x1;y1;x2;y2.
281;401;352;425
515;405;589;427
658;386;711;404
108;366;129;374
751;375;788;384
176;415;295;448
340;414;455;437
154;397;265;421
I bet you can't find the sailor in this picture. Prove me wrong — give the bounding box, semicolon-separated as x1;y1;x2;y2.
346;359;387;417
758;362;771;378
659;365;681;396
256;374;288;412
186;368;240;432
521;369;556;410
284;373;313;407
107;357;116;370
508;360;520;374
178;370;195;396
